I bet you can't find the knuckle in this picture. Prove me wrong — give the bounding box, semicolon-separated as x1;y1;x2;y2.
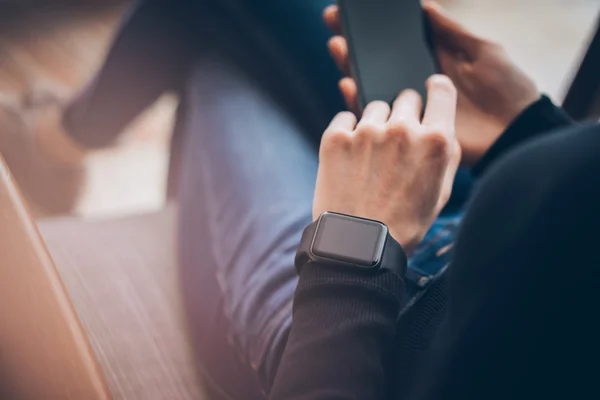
322;128;352;153
385;120;412;142
355;122;383;143
422;129;452;157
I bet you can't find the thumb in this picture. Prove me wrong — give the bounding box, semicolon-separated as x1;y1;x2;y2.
423;1;480;57
436;49;460;81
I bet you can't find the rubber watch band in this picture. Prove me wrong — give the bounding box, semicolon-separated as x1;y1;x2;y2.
295;213;407;277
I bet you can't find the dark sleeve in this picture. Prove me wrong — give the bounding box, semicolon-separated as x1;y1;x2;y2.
269;264;405;400
63;1;193;148
409;122;600;400
472;95;574;177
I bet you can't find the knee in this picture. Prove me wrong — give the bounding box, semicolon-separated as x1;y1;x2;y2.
185;57;259;106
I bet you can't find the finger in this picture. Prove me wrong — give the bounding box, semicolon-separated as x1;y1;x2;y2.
422;75;457;135
326;111;358;133
359;101;391;125
423;1;480;57
328;36;350;75
323;5;342;35
339;78;359;113
389;89;423;126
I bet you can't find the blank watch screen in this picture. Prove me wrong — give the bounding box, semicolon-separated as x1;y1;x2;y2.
311;213;386;267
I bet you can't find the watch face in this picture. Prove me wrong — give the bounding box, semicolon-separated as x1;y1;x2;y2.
311;213;387;268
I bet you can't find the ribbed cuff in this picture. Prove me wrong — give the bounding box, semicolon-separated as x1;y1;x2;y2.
297;263;405;307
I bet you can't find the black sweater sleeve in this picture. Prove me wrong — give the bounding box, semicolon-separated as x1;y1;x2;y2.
472;95;574;178
270;264;405;400
270;96;574;400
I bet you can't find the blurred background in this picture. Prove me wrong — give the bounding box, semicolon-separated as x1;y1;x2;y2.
0;0;598;220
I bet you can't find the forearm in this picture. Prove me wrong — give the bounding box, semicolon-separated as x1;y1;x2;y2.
473;95;574;177
270;264;404;400
63;0;193;148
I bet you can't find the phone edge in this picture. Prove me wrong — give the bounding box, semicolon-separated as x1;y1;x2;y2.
337;0;368;112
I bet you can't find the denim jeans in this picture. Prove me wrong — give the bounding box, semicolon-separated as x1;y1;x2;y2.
62;4;469;394
174;2;470;399
177;58;466;399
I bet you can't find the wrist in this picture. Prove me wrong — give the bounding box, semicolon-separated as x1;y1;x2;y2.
296;212;408;278
388;227;422;256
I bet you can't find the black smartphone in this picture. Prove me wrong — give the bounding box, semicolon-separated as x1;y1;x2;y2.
337;0;437;111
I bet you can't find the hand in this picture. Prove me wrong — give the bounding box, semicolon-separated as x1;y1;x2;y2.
313;76;461;254
323;1;540;166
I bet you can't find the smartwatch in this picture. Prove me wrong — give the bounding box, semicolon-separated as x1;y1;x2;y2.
295;212;408;277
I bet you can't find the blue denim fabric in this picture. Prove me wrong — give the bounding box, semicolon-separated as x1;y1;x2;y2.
178;60;466;400
401;212;463;315
174;2;470;399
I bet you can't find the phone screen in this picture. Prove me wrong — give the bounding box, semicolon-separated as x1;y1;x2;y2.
338;0;437;110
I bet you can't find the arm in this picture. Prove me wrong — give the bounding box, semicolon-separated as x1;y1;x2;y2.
472;95;574;177
270;266;404;400
409;122;600;400
271;75;461;399
63;0;193;148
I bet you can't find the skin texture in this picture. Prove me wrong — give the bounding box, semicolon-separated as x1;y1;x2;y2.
323;1;540;166
313;76;461;254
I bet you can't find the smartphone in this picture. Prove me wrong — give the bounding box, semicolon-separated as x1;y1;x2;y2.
337;0;437;111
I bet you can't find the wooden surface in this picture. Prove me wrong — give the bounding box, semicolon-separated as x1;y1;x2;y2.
39;205;209;399
0;154;112;400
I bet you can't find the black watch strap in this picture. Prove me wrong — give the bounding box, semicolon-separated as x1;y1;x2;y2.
295;218;408;277
295;221;317;270
381;233;408;277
